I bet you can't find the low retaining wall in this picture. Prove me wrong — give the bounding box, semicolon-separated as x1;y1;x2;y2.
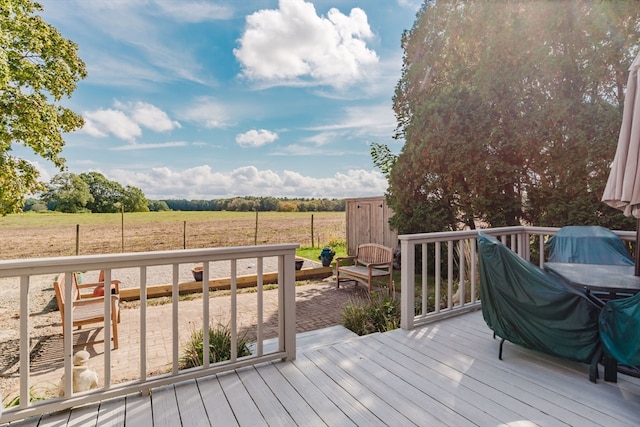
118;266;334;301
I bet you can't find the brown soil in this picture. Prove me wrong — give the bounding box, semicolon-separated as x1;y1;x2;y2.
0;214;345;259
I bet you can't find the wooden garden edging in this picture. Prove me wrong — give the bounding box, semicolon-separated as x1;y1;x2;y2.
118;266;333;301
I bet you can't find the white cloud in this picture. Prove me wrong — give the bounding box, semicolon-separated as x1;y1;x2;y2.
108;165;387;199
81;102;179;142
270;144;349;156
397;0;424;9
309;103;396;138
155;0;234;22
234;0;378;88
236;129;279;147
29;160;52;183
39;0;214;88
111;141;188;151
115;101;181;132
179;97;233;128
82;109;142;142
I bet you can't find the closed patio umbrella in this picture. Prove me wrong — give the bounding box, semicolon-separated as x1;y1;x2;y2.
602;52;640;275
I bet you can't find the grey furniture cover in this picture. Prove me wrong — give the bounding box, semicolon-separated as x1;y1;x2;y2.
546;226;633;265
478;232;601;364
599;291;640;367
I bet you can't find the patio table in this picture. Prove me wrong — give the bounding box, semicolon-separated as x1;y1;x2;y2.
544;262;640;299
544;262;640;382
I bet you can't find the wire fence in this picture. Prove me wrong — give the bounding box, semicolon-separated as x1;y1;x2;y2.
1;213;346;259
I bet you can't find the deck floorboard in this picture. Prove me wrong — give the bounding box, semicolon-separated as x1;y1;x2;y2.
7;310;640;426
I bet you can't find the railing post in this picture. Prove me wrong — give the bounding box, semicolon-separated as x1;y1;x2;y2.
280;251;297;361
400;238;415;330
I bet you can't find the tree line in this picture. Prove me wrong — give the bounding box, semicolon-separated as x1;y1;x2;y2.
162;197;345;212
24;172;345;213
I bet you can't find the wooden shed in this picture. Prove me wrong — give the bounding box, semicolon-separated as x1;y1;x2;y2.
345;196;398;256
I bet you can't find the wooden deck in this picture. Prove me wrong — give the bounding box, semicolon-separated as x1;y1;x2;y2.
5;310;640;426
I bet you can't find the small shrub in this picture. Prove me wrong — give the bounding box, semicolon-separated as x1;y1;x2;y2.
342;291;400;336
180;323;251;369
4;385;52;407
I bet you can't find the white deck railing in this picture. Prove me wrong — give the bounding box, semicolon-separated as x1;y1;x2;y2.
0;244;298;423
399;226;636;329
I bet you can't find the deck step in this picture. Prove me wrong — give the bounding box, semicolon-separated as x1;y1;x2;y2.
250;325;360;355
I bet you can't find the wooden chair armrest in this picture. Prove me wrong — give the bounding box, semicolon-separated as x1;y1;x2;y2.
77;280;121;294
72;294;120;306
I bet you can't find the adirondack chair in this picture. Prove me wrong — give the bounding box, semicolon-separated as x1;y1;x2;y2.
53;272;121;349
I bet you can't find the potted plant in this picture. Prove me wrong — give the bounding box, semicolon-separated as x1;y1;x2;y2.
318;247;335;267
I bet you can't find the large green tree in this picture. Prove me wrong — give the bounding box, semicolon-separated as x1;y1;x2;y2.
122;185;149;213
388;0;640;234
41;172;92;213
0;0;86;215
80;171;149;213
79;171;126;213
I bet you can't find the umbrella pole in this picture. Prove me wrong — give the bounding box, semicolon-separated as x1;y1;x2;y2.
636;218;640;276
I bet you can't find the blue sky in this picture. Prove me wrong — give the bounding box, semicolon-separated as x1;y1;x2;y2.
33;0;422;200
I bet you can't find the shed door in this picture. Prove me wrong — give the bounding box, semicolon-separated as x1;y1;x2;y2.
356;202;372;244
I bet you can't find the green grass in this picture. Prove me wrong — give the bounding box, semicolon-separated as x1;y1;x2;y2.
296;239;347;262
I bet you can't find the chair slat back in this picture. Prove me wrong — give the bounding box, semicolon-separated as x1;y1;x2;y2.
356;243;393;265
53;272;80;313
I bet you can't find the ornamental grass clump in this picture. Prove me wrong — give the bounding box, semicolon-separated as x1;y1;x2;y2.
341;290;400;336
180;323;251;369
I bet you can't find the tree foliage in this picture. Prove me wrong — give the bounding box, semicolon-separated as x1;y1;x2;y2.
388;0;640;234
162;197;345;212
122;185;149;213
42;172;92;213
79;171;125;213
0;0;86;215
40;172;149;213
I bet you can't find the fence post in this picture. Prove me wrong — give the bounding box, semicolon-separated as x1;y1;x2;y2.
121;206;124;252
76;224;80;255
184;221;187;249
254;210;259;245
311;214;314;247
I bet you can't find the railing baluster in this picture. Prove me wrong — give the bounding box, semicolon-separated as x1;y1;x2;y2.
172;264;179;374
447;241;454;309
470;238;477;304
103;269;112;388
459;239;466;307
203;262;210;368
435;242;441;314
256;257;264;356
230;259;238;361
19;276;30;409
140;266;147;381
63;270;73;398
421;243;428;316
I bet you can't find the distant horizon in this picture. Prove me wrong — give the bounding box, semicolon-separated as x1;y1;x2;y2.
26;0;423;200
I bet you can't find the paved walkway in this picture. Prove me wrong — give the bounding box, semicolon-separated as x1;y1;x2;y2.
27;280;369;394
